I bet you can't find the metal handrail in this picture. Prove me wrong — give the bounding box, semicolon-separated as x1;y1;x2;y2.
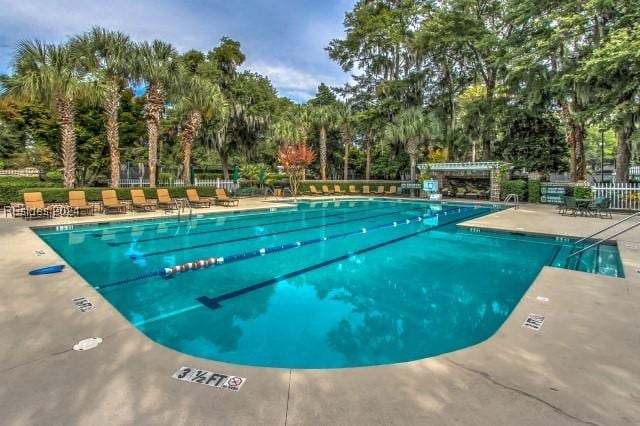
568;221;640;258
573;211;640;245
504;193;519;210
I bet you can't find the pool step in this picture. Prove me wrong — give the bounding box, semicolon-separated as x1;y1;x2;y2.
549;243;623;278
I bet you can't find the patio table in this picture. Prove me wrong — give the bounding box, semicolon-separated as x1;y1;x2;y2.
575;198;593;216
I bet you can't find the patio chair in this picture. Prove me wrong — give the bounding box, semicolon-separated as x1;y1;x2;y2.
590;197;612;219
68;191;94;216
186;188;212;208
385;185;397;195
131;189;156;212
333;185;344;195
561;197;578;216
101;190;127;214
374;185;385;195
348;185;358;195
362;185;371;195
156;189;176;212
215;188;239;206
23;192;53;220
321;185;334;195
309;185;321;196
455;187;466;198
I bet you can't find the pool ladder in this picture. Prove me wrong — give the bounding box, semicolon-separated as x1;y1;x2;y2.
503;193;519;210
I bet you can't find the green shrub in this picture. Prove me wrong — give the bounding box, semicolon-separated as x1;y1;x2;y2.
0;176;60;205
527;179;541;203
194;172;222;180
572;186;592;199
501;179;527;200
45;171;64;182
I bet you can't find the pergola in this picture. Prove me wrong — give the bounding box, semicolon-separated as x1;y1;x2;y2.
417;162;510;201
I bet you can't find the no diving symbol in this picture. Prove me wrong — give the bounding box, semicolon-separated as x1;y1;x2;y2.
226;376;243;388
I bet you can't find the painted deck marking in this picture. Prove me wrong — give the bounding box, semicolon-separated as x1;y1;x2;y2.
72;296;96;312
522;314;545;331
172;366;246;392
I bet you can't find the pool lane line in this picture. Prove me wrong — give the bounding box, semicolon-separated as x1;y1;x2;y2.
91;199;406;238
98;206;480;290
131;207;491;326
107;203;398;247
194;208;490;309
128;204;434;260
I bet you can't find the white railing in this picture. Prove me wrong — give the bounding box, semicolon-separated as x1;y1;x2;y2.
0;167;40;177
106;178;238;190
591;183;640;211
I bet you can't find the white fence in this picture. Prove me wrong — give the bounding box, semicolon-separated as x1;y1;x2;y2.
107;178;238;191
591;183;640;210
0;167;40;177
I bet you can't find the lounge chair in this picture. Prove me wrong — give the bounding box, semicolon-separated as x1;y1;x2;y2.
131;189;156;212
333;185;344;195
186;188;212;208
385;185;397;195
309;185;321;196
68;191;94;216
23;192;53;220
322;185;334;195
348;185;358;195
374;185;385;195
455;187;466;198
156;189;176;212
215;188;239;206
362;185;371;195
101;190;127;214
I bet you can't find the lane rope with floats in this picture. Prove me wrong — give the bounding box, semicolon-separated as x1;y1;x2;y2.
97;206;479;290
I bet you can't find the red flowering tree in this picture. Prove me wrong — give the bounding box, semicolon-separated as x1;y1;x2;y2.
277;142;316;196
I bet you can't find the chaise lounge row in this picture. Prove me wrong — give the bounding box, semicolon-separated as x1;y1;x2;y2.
20;188;238;220
308;184;398;196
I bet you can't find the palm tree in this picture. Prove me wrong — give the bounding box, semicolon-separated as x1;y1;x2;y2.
384;108;436;184
70;27;134;188
3;41;87;188
337;102;352;180
174;75;227;183
136;40;178;188
311;105;336;180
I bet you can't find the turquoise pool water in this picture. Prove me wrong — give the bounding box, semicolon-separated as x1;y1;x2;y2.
35;199;623;368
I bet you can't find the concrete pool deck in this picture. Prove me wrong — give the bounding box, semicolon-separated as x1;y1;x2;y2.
0;198;639;425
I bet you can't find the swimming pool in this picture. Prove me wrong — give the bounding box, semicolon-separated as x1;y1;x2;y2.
35;199;623;368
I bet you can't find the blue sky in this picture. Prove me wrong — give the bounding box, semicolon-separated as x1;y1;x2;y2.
0;0;355;102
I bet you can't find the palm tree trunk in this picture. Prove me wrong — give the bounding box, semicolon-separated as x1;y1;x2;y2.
342;123;350;180
104;78;121;188
180;110;202;184
145;82;164;188
319;126;327;180
407;137;419;183
561;100;586;181
55;96;76;188
365;133;372;180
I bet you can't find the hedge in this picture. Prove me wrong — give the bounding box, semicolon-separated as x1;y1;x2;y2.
501;179;527;200
10;186;221;204
297;180;405;195
527;179;541;203
0;177;61;206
